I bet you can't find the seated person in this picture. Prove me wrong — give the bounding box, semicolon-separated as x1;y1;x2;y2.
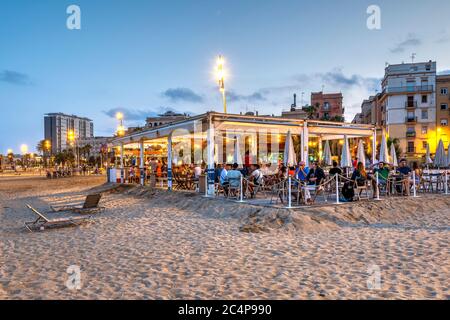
351;162;367;187
248;164;263;197
225;163;243;195
328;161;342;176
219;164;230;186
304;162;326;203
371;161;390;196
396;159;411;195
295;161;309;182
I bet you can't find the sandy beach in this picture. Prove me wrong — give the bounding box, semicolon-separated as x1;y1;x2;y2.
0;176;448;300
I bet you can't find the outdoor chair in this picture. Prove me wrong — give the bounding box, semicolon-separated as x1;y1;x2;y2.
25;204;93;232
51;193;105;214
354;179;370;201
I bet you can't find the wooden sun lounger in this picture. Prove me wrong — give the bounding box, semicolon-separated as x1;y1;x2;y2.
25;204;93;232
51;194;105;214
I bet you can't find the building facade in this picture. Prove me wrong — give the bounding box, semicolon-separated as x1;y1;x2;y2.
145;111;190;128
44;113;94;154
379;61;437;161
77;136;112;157
436;75;450;147
310;92;344;121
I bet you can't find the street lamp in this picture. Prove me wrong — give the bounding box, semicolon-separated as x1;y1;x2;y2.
20;144;28;170
116;112;126;137
67;129;79;167
216;55;227;113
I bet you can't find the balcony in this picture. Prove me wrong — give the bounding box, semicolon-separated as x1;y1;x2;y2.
383;85;434;94
405;117;418;123
406;131;416;138
405;101;418;109
406;147;416;154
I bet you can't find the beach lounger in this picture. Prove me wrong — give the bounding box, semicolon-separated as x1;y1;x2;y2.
51;194;105;214
25;204;93;232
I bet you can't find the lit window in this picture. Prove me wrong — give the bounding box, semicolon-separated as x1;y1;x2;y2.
421;126;428;134
422;141;428;149
441;119;448;126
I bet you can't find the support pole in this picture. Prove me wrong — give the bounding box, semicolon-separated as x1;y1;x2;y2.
167;134;173;191
375;171;381;201
206;116;215;196
413;171;418;198
238;174;244;202
445;171;448;195
139;140;145;186
372;129;377;165
335;173;340;204
287;176;292;208
303;122;309;168
120;143;124;184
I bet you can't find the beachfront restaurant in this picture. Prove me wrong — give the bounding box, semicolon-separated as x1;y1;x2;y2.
109;112;377;195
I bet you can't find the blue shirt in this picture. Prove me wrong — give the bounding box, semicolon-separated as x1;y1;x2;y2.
295;167;309;181
219;168;228;185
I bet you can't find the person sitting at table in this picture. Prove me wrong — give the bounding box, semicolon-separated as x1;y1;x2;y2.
303;162;326;203
219;163;229;186
225;163;242;196
412;161;422;185
295;161;309;182
371;161;390;197
396;159;412;195
351;162;367;187
247;164;264;197
328;161;342;176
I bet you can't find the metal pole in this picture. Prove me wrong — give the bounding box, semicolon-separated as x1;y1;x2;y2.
205;174;208;197
239;174;244;202
120;143;124;184
223;90;227;114
335;173;340;204
140;140;145;186
376;171;381;201
445;171;448;195
413;171;418;197
287;176;292;208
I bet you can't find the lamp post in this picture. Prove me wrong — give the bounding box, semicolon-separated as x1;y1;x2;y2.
67;129;78;168
216;55;227;113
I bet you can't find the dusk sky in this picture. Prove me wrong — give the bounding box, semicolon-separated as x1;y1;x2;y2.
1;0;450;153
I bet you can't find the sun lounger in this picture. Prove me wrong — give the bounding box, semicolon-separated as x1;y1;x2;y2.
51;194;105;214
25;204;93;232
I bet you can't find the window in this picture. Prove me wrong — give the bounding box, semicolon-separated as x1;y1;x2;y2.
441;119;448;126
421;109;428;119
407;142;415;153
421;95;428;103
441;104;448;110
421;126;428;134
323;102;330;111
422;141;428;149
426;64;431;71
441;88;448;95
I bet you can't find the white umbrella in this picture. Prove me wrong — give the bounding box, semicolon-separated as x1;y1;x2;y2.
322;140;332;166
356;140;366;167
379;131;389;163
389;143;398;167
283;130;297;167
434;139;446;168
233;136;243;165
425;144;433;165
340;135;352;168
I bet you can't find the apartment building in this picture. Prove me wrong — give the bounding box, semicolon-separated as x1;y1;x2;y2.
436;74;450;147
379;61;437;161
44;113;94;154
310;92;345;121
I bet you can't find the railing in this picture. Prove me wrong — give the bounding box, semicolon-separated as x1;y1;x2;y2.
406;131;416;138
406;147;416;154
384;85;433;94
405;101;418;108
406;117;418;123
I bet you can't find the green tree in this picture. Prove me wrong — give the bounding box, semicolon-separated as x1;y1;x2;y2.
303;103;319;120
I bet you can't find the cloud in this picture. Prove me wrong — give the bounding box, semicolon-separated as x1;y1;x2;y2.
162;88;203;103
435;30;450;44
438;70;450;75
390;33;422;53
0;70;33;85
103;106;191;121
226;91;266;103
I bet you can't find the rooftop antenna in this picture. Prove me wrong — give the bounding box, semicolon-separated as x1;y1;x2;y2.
411;53;416;64
321;85;325;92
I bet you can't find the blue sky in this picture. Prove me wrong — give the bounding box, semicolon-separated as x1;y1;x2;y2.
1;0;450;153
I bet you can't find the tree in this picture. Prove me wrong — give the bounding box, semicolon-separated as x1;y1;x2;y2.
386;137;402;159
303;103;319;120
36;140;46;155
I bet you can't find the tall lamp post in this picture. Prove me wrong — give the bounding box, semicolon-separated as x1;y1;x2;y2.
67;129;77;168
20;144;28;171
216;55;227;113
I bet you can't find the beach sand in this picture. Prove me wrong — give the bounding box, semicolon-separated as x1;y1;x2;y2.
0;176;448;300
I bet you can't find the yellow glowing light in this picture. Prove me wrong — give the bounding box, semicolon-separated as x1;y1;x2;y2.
116;112;124;121
437;127;442;133
7;149;13;154
20;144;28;154
117;125;126;136
339;140;344;145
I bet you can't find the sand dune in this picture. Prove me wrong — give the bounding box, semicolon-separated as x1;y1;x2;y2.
0;176;448;299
